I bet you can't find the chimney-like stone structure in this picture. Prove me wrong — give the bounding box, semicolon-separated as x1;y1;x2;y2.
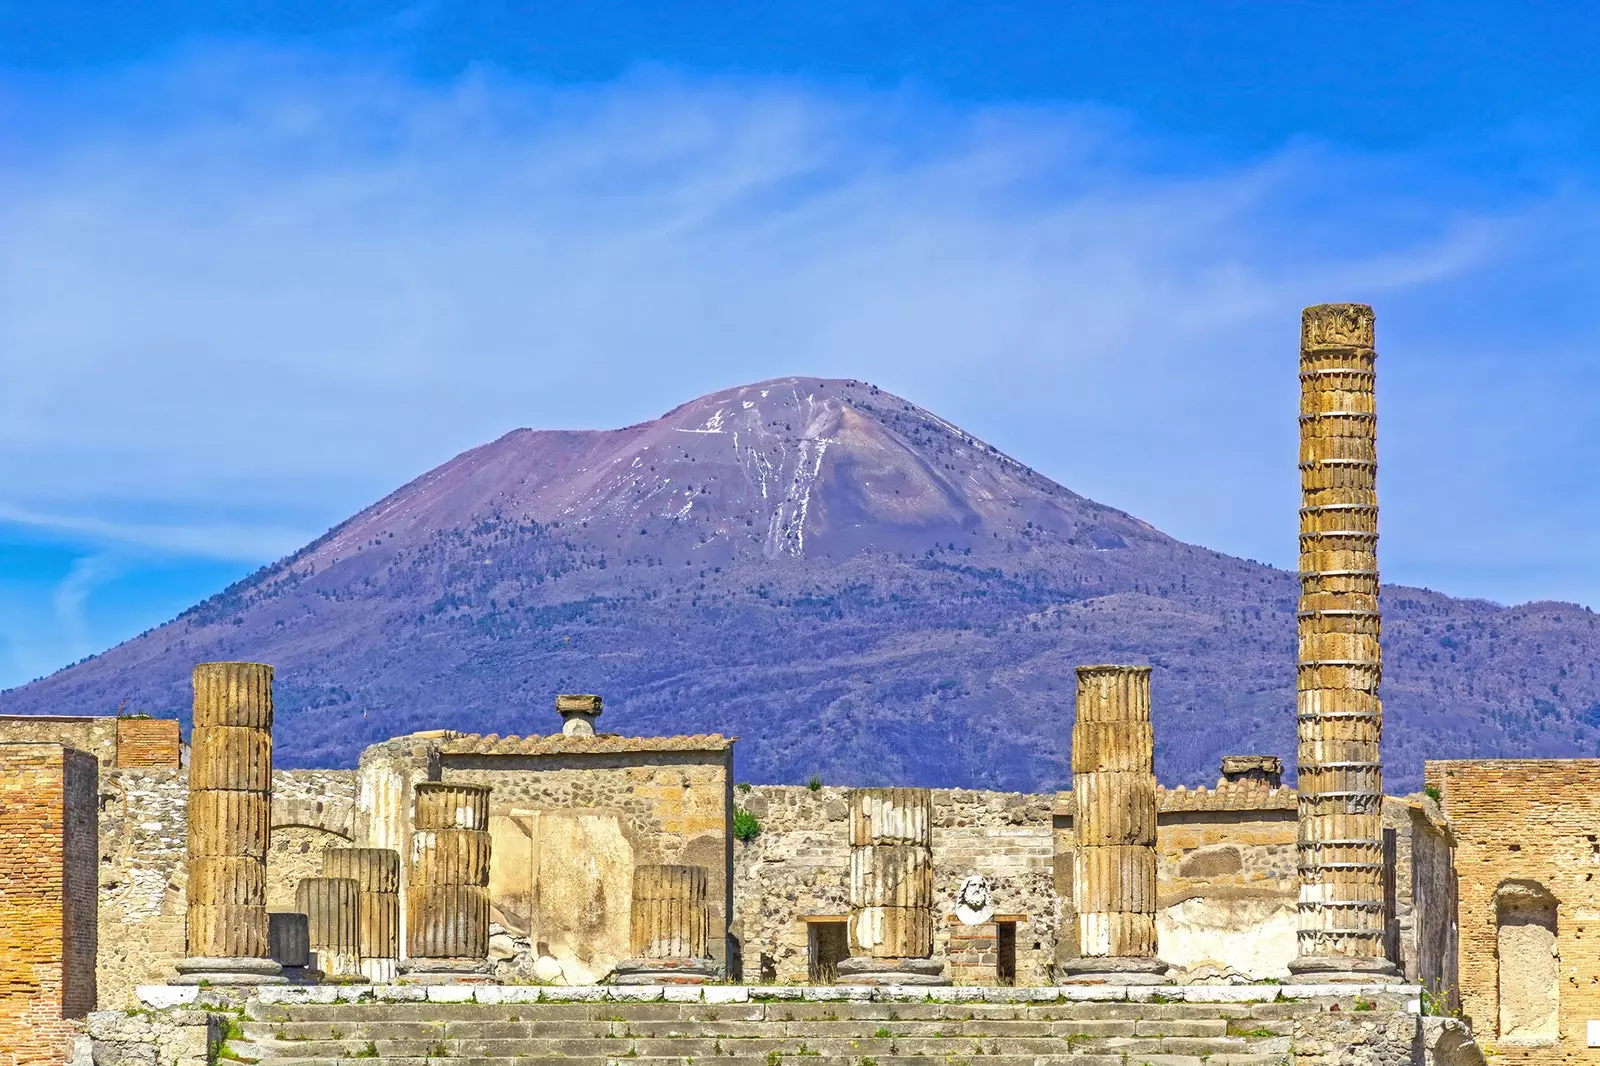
297;877;362;979
400;782;493;983
1292;303;1398;981
1219;755;1284;789
1061;665;1168;983
837;787;947;985
175;662;285;985
323;847;402;982
614;865;719;985
557;693;602;736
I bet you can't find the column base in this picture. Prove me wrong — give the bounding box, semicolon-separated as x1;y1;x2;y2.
836;957;950;986
397;957;496;985
1058;956;1170;986
172;957;288;986
360;958;398;983
613;957;721;985
1287;955;1402;984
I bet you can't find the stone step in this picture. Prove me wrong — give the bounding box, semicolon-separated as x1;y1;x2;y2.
244;998;1315;1024
252;1043;1248;1062
247;1033;1280;1060
243;1015;1262;1042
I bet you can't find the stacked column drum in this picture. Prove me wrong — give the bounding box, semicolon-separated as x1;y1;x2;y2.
180;662;283;983
323;847;402;981
614;864;720;984
1062;666;1167;982
1294;303;1394;977
406;783;492;963
848;788;934;959
630;865;710;960
297;877;361;978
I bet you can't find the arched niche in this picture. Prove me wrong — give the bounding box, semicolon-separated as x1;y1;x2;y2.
1494;879;1559;1044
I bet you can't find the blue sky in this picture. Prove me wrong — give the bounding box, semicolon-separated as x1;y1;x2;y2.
1;3;1598;690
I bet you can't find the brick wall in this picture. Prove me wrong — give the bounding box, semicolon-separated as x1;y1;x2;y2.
112;718;181;769
0;743;97;1066
1429;758;1600;1066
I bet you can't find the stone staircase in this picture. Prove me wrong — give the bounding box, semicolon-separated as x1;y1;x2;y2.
233;990;1407;1066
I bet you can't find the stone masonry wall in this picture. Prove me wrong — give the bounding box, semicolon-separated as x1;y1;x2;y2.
96;769;187;1006
1429;759;1600;1066
0;718;118;770
440;749;733;968
94;767;356;1008
733;786;1057;985
0;744;98;1066
1055;785;1301;979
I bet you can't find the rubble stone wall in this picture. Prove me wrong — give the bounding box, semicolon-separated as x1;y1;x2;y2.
734;786;1057;985
94;767;355;1008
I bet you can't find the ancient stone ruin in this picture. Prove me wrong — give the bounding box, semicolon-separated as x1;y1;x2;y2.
0;303;1573;1066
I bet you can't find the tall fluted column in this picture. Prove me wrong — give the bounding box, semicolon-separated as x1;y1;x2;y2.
1061;665;1167;983
1292;303;1397;981
837;788;946;985
175;662;285;985
400;782;493;983
323;847;402;982
614;865;719;984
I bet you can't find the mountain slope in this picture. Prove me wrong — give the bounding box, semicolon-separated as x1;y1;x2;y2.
4;376;1597;791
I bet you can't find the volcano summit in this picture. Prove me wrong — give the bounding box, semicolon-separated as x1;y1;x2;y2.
3;376;1596;788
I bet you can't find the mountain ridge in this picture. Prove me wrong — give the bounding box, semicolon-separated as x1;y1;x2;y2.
4;376;1597;791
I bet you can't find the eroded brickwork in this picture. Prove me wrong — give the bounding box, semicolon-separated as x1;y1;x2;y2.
0;743;97;1066
1429;759;1600;1066
113;718;181;769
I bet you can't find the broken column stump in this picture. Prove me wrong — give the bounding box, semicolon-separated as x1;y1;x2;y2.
1060;664;1169;984
175;662;285;985
297;877;363;980
399;782;493;984
323;847;402;982
837;787;947;985
1292;304;1398;983
613;864;719;984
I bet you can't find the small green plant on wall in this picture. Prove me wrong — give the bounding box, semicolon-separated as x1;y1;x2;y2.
734;808;761;841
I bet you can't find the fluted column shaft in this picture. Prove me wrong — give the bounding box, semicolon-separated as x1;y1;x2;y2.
323;847;401;968
630;865;711;960
847;788;934;959
186;662;274;960
406;783;491;960
1072;665;1158;959
297;877;361;976
1296;303;1389;965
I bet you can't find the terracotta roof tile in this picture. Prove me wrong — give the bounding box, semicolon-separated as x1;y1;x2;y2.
434;731;736;756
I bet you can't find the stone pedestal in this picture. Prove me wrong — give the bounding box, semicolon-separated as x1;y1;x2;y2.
176;662;284;986
615;865;718;984
323;847;401;983
297;877;363;980
948;921;999;987
402;782;492;983
1061;665;1169;985
267;912;319;984
1293;304;1398;982
839;787;946;985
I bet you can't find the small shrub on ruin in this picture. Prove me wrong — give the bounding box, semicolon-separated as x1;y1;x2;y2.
734;809;761;841
807;775;823;791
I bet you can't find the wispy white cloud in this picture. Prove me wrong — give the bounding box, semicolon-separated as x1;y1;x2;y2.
0;41;1595;618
